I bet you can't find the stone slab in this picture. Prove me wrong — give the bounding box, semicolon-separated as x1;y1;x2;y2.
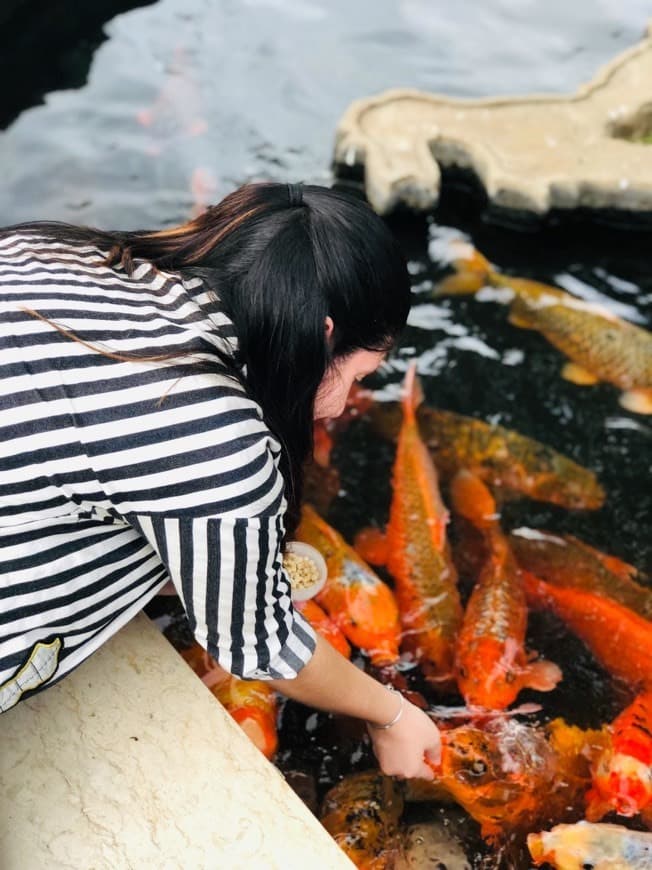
334;20;652;216
0;613;353;870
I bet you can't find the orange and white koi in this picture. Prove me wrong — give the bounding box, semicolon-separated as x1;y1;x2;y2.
528;821;652;869
587;690;652;820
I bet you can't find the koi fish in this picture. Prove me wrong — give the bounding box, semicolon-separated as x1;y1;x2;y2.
423;718;591;843
523;573;652;691
364;402;604;510
528;822;652;869
180;643;278;759
136;45;208;155
587;690;652;820
510;529;652;620
320;770;404;869
385;362;463;687
294;599;351;659
449;470;561;708
296;504;401;667
395;820;471;870
436;243;652;414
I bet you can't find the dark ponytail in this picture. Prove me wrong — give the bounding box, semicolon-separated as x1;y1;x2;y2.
6;183;411;533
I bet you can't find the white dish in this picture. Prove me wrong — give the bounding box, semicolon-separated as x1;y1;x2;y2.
284;541;328;601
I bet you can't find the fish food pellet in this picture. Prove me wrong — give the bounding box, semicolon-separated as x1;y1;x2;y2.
284;552;320;590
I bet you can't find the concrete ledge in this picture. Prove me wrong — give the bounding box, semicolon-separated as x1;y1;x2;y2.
334;20;652;216
0;613;352;870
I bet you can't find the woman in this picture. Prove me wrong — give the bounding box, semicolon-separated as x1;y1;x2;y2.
0;181;440;779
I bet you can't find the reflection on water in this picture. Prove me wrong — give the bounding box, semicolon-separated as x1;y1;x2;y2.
0;0;650;226
3;1;651;865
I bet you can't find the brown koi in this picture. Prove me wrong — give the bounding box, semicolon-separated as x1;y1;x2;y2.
436;243;652;414
364;402;605;510
510;529;652;619
320;770;404;869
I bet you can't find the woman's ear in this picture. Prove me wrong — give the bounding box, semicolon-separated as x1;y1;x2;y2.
324;316;334;342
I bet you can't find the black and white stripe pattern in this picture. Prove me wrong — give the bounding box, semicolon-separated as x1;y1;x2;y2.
0;231;315;708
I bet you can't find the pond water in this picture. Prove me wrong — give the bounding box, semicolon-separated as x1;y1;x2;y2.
2;1;650;867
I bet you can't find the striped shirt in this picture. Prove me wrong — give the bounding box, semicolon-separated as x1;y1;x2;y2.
0;231;316;712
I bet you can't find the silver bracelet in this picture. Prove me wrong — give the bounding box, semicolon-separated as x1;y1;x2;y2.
368;688;405;730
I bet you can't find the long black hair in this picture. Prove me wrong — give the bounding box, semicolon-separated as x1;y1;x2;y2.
7;182;411;533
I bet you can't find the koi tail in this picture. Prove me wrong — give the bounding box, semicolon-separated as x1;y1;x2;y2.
520;658;562;693
434;242;492;297
449;470;497;531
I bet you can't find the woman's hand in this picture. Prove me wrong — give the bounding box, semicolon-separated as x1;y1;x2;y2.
268;634;440;780
367;699;441;780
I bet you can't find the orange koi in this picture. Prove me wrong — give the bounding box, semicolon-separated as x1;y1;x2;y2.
423;717;596;843
294;599;351;659
587;690;652;820
320;770;404;869
528;821;652;869
449;471;561;708
296;504;401;667
385;362;462;687
523;573;652;691
180;643;278;759
436;242;652;415
510;529;652;619
364;402;605;510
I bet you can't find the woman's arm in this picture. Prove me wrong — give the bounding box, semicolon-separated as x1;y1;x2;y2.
268;633;440;780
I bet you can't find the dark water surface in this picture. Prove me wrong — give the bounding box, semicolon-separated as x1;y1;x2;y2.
3;2;650;867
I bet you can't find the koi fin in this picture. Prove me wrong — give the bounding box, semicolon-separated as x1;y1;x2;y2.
231;707;278;760
353;526;389;566
507;300;538;330
312;421;334;467
521;571;552;610
619;387;652;415
584;787;612;822
435;271;487;296
401;360;423;424
434;242;491;297
522;659;562;692
561;362;600;386
449;469;497;530
640;805;652;830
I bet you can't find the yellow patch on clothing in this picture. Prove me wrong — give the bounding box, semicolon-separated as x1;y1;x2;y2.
0;637;62;712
